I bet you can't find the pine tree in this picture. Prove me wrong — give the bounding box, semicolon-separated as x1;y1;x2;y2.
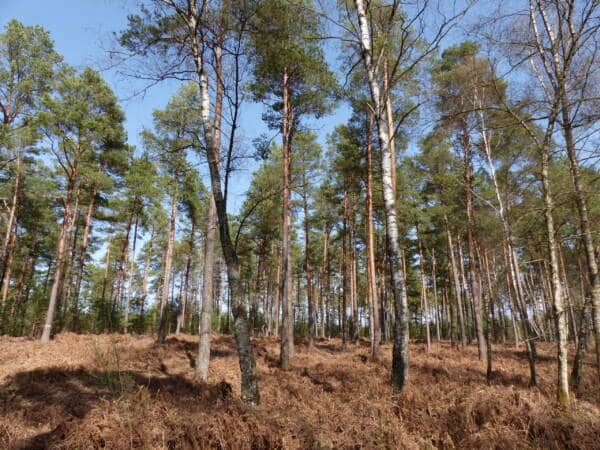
38;67;126;342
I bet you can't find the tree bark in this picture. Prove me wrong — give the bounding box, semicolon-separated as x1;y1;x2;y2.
123;212;138;333
461;123;486;361
176;221;194;334
303;185;315;348
541;145;570;405
41;173;76;343
350;204;359;344
445;218;467;347
0;154;20;297
416;224;431;353
322;227;330;338
72;190;95;330
197;196;216;379
342;191;350;348
157;191;177;345
354;0;409;389
476;94;537;379
366;111;380;359
279;65;295;369
196;29;224;378
189;7;259;402
431;248;441;342
561;105;600;380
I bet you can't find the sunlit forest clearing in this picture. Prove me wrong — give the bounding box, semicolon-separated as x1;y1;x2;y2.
2;0;600;448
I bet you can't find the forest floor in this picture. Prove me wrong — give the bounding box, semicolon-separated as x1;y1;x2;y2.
1;333;599;449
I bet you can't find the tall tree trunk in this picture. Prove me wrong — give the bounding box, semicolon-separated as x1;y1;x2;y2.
504;263;519;347
342;191;350;348
558;245;576;342
196;32;224;379
322;228;330;338
41;174;76;342
9;254;27;322
477;244;493;382
124;212;138;333
279;65;294;369
0;228;16;307
572;255;592;389
72;191;95;330
157;191;177;345
304;187;315;348
431;248;441;342
571;301;592;390
561;104;600;380
366;111;380;358
445;218;467;346
273;243;281;337
196;198;217;381
350;207;359;344
177;221;194;334
416;224;431;353
59;191;81;330
190;11;259;402
383;59;396;194
477;98;536;380
110;210;132;331
355;0;409;389
457;237;473;343
462;123;486;361
541;145;570;405
0;154;20;297
99;236;112;331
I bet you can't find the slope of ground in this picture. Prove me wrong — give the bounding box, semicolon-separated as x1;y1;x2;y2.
0;333;599;449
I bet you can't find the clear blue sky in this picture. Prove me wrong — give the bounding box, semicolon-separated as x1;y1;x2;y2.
1;0;352;213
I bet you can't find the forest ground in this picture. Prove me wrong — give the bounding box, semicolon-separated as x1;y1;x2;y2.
1;333;599;449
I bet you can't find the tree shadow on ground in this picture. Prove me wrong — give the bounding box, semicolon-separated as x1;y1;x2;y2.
492;346;556;364
161;335;236;359
0;366;234;449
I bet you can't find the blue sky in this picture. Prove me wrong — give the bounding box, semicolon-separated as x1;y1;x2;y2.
1;0;352;213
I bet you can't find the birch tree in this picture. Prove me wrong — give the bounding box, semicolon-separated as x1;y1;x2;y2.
118;0;259;403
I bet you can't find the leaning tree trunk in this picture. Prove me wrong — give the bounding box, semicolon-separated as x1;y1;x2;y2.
0;230;16;308
190;13;259;403
355;0;409;390
0;155;20;298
